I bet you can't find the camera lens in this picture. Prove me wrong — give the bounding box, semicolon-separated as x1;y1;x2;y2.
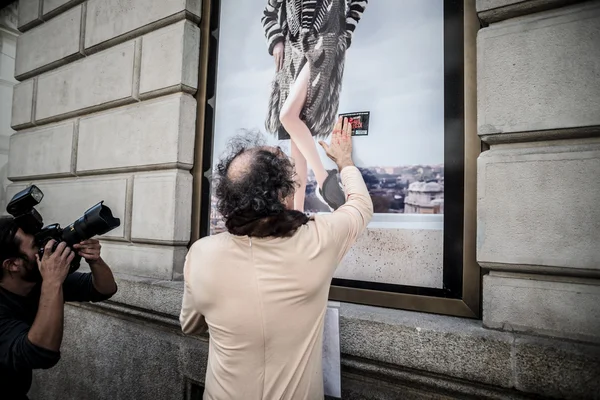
61;202;120;246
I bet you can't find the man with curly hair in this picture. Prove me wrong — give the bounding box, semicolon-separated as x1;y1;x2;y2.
180;117;373;400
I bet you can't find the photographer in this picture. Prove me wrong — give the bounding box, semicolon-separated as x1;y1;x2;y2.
0;217;117;400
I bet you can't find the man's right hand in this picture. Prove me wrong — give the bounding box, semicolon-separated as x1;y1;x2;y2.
36;240;74;286
319;116;355;171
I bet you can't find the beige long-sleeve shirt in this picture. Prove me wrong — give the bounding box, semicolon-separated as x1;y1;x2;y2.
180;166;373;400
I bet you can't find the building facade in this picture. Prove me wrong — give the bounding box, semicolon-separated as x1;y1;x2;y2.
404;181;444;214
2;0;600;399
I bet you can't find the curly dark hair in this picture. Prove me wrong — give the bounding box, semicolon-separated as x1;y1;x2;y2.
215;131;309;238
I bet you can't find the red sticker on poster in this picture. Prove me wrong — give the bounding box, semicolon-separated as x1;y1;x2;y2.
339;111;370;136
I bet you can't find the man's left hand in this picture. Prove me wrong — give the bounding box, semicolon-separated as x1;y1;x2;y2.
73;239;102;263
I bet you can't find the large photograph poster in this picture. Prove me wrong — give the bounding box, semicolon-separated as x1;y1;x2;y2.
210;0;445;257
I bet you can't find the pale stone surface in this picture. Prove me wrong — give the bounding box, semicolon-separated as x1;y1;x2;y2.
514;335;600;399
0;86;13;146
477;142;600;271
8;121;75;179
84;0;202;49
477;2;600;136
36;41;136;122
335;228;443;289
15;5;82;77
131;170;192;244
10;79;34;128
100;242;187;279
110;274;185;316
43;0;83;16
0;29;17;85
6;176;128;240
17;0;40;30
339;304;514;388
477;0;584;14
483;272;600;343
477;0;530;9
139;20;200;96
30;305;191;400
77;94;196;173
25;280;600;400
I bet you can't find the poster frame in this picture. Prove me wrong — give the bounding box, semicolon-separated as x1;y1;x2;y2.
190;0;481;318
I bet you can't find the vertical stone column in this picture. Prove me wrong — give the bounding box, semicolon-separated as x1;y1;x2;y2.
8;0;201;280
0;3;18;211
476;0;600;343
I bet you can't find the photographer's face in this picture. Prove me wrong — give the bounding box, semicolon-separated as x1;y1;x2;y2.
14;229;41;283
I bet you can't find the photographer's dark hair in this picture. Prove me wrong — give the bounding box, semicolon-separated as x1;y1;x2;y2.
0;216;22;280
215;131;309;238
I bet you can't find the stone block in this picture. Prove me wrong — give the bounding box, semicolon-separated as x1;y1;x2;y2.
477;142;600;271
84;0;202;50
17;0;41;31
15;4;82;78
0;87;14;141
483;272;600;343
0;31;17;80
139;20;200;97
77;94;196;173
8;121;75;179
476;0;586;23
11;79;34;128
477;0;533;8
338;304;514;388
514;335;600;399
131;170;192;244
477;2;600;137
30;305;189;400
100;241;187;279
35;41;136;122
110;274;184;317
43;0;83;17
6;175;129;240
335;228;443;288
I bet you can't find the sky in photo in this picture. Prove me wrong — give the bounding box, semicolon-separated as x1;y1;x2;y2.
212;0;445;169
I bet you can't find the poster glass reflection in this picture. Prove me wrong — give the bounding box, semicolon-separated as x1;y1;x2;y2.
209;0;448;290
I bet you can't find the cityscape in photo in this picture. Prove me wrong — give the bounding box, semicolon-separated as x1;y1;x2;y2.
210;164;444;234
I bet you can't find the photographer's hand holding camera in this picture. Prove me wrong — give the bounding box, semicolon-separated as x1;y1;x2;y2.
0;218;117;399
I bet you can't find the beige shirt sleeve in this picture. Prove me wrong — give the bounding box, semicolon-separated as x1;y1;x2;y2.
321;165;374;264
179;248;208;335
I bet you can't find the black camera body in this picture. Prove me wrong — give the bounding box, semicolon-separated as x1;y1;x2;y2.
6;185;121;274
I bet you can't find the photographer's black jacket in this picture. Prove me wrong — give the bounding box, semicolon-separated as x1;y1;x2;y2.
0;272;113;400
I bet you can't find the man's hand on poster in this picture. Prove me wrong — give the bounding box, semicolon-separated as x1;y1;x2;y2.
319;117;354;171
273;41;284;72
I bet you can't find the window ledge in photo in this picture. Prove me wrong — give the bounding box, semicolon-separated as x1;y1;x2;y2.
313;212;444;230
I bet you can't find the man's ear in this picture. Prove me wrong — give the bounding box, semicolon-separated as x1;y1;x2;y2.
2;258;20;273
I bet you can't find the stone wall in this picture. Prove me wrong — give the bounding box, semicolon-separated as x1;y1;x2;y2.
8;0;200;280
0;2;18;211
29;296;600;400
476;0;600;344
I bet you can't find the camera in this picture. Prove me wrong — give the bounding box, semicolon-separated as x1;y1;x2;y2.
6;185;121;274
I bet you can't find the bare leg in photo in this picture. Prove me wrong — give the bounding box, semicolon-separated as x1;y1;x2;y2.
291;140;307;211
280;62;329;211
